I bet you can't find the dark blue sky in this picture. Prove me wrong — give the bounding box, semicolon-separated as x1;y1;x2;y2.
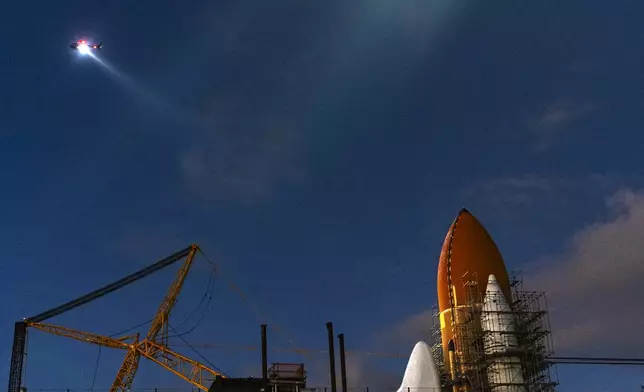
2;1;644;391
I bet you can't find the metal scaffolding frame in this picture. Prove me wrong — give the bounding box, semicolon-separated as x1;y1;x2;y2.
429;304;450;389
437;271;558;392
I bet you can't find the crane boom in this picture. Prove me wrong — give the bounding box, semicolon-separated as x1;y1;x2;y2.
13;244;224;392
27;323;134;350
9;245;195;392
111;244;200;392
27;247;195;324
147;244;199;341
138;340;224;391
112;349;141;392
28;321;222;391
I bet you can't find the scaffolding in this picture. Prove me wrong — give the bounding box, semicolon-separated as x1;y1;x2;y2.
267;363;306;392
442;271;558;392
429;304;450;388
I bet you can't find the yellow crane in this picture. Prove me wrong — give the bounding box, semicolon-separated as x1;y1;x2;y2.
26;322;224;391
18;244;225;392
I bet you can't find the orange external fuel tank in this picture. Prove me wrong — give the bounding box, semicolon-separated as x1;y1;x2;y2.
437;209;512;390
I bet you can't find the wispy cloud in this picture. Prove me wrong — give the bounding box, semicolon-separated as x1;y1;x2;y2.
525;188;644;355
465;174;570;208
464;173;641;215
180;119;306;204
381;310;437;350
530;98;595;152
305;354;403;392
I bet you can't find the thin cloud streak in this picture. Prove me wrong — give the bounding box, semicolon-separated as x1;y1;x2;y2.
464;173;642;213
530;98;596;152
526;188;644;355
180;120;306;203
465;175;570;208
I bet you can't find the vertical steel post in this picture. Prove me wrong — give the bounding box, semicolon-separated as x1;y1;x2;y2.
261;324;268;389
337;333;348;392
8;322;27;392
326;322;337;392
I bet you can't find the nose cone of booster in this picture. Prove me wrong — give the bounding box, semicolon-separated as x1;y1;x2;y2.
484;274;505;301
482;274;519;350
397;341;441;392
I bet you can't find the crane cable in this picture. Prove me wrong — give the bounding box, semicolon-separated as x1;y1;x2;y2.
109;319;152;337
197;249;307;359
102;248;303;380
90;346;102;392
167;323;228;377
107;253;216;338
169;266;217;337
102;258;222;380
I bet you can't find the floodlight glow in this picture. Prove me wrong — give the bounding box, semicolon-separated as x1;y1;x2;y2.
78;43;91;55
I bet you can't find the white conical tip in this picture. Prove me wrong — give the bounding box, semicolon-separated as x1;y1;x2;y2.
486;274;502;293
397;341;441;392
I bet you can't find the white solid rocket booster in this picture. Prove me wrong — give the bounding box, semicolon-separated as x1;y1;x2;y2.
481;274;526;392
397;341;442;392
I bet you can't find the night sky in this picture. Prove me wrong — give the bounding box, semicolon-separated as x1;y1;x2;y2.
2;1;644;391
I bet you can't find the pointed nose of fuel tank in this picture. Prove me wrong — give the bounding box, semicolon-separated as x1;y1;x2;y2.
437;209;512;311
